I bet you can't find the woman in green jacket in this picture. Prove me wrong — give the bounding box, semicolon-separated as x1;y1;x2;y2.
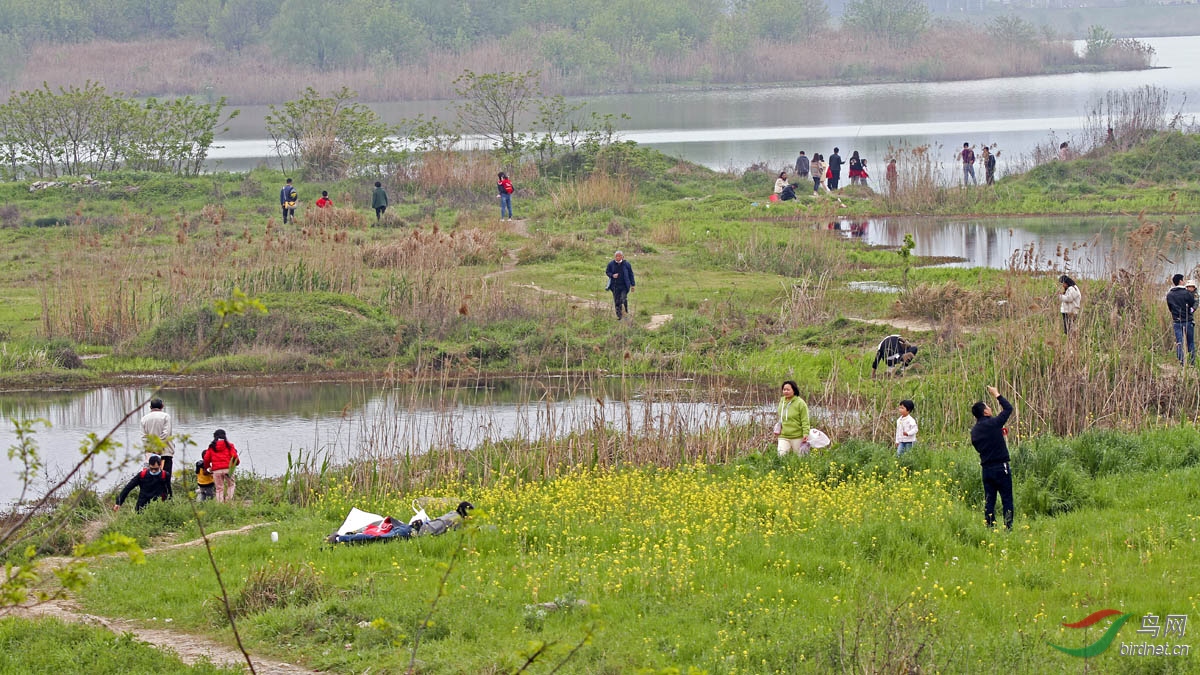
775;380;811;456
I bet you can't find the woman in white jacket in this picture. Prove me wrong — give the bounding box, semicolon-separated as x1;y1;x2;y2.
1059;275;1081;334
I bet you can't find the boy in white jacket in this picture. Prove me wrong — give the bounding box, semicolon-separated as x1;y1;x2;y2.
896;399;918;456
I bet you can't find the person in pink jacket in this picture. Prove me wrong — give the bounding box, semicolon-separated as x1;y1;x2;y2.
202;429;240;503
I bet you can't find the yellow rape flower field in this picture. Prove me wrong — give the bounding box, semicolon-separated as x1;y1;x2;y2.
80;447;1200;674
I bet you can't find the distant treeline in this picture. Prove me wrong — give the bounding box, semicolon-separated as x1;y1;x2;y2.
0;0;1154;102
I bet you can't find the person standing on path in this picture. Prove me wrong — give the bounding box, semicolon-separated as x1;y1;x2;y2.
827;147;843;191
497;172;514;221
794;150;810;182
140;398;174;498
371;181;388;222
961;143;977;186
970;385;1014;530
280;178;297;224
1166;273;1196;365
775;380;811;456
1058;275;1081;334
606;250;635;320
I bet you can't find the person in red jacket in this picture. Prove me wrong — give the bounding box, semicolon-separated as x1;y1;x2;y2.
316;191;333;208
202;429;240;503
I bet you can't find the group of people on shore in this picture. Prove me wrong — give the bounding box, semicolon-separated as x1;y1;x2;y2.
278;178;392;224
776;147;874;199
113;399;241;512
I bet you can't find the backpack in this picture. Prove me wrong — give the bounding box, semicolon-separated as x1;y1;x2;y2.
139;468;168;482
501;178;514;194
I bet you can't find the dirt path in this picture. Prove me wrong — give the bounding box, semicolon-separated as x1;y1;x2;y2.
849;316;939;333
7;524;318;674
646;314;674;331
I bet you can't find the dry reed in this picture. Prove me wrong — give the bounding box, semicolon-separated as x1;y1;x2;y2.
6;26;1095;106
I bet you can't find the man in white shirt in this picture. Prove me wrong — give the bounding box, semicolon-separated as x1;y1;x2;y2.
140;398;174;498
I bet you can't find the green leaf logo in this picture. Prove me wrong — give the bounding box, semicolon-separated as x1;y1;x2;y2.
1049;610;1134;658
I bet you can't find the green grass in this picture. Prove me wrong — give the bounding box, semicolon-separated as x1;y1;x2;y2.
64;429;1200;674
0;617;240;674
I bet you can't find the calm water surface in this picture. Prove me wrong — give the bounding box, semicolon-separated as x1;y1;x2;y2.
211;36;1200;172
0;378;769;503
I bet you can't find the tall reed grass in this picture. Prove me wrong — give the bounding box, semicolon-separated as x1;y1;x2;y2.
6;26;1106;105
550;173;637;216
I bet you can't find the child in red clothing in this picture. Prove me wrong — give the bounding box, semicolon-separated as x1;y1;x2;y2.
316;191;332;208
202;429;240;503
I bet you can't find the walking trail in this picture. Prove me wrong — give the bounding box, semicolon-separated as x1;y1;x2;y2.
6;524;317;674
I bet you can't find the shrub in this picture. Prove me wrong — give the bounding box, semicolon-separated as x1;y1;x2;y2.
230;562;324;618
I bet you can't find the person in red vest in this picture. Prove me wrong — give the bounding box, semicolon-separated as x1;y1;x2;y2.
316;191;333;208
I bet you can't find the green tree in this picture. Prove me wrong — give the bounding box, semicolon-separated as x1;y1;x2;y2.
352;0;430;65
986;14;1037;46
216;0;283;53
265;87;397;179
270;0;351;69
842;0;929;45
735;0;829;41
1084;24;1115;62
453;69;541;155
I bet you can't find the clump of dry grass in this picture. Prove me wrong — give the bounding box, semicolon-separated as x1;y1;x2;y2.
550;172;636;216
649;221;683;246
363;227;499;271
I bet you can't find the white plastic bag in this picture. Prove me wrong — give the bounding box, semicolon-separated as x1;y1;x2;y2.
807;428;831;449
408;500;429;527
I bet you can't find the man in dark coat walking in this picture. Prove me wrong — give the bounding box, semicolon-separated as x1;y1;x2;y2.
606;250;635;320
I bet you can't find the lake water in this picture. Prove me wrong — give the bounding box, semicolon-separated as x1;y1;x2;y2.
0;377;770;504
830;214;1200;278
209;36;1200;173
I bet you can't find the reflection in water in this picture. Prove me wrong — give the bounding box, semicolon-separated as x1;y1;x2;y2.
0;378;778;504
832;215;1200;278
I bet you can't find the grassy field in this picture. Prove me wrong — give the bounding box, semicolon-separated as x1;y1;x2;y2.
4;132;1200;672
63;430;1200;674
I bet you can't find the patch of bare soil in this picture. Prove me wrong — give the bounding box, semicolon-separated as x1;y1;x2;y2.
646;314;674;331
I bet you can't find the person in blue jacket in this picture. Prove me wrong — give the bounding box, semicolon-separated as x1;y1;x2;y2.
280;178;297;224
605;250;635;320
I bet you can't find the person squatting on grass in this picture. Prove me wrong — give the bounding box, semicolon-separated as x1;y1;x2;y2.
1166;273;1196;365
203;429;240;503
497;172;514;220
606;250;635;320
140;398;174;499
774;380;811;456
372;181;388;221
970;386;1014;530
1058;275;1081;334
895;399;917;457
114;454;171;513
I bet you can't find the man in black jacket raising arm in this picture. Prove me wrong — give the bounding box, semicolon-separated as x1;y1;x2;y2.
970;385;1014;530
